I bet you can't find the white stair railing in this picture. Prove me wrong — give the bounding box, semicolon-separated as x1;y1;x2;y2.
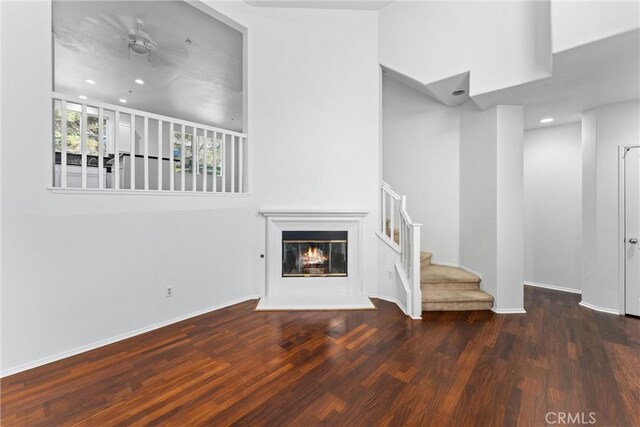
380;181;422;318
380;181;402;251
51;93;248;194
399;195;422;317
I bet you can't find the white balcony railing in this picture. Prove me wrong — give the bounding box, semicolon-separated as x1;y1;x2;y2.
51;93;248;194
381;181;422;318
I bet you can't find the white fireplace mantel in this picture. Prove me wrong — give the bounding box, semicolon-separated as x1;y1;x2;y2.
256;208;374;311
260;208;370;218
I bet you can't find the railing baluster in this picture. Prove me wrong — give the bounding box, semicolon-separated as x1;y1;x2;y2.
380;188;387;236
169;122;174;191
390;197;395;243
143;117;149;190
221;134;227;193
114;111;120;190
231;135;236;193
157;120;162;191
181;124;186;191
398;206;402;249
203;130;208;193
213;132;218;193
60;100;68;188
130;114;136;190
238;137;243;193
98;107;104;189
191;128;196;191
81;104;87;189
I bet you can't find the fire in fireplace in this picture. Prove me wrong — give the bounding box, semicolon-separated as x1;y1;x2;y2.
282;231;347;277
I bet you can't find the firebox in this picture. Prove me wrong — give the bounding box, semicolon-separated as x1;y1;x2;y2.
282;231;348;277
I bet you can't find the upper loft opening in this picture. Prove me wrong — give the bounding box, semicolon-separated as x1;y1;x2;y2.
53;0;244;132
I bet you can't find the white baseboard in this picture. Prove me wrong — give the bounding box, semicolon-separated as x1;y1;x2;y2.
369;294;406;314
433;261;458;268
524;281;581;294
369;294;421;320
430;262;482;280
0;295;262;378
457;264;482;280
578;301;621;315
491;307;527;314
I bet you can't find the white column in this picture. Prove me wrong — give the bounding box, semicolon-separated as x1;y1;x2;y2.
459;105;524;313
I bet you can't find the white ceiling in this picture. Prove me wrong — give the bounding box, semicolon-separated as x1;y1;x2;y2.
53;1;243;131
244;0;394;10
473;29;640;130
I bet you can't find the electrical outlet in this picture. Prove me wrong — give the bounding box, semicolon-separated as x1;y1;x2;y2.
166;286;173;298
387;270;394;280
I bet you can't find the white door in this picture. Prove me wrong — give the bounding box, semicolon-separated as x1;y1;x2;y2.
624;146;640;316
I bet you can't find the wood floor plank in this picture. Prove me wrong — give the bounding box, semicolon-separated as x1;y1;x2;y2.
1;286;639;426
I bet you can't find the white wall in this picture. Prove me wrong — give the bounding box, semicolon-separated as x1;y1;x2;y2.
460;106;498;297
1;0;382;374
551;0;640;53
0;1;256;375
382;75;460;265
378;1;552;96
241;6;380;297
460;104;524;311
524;122;582;291
582;100;640;312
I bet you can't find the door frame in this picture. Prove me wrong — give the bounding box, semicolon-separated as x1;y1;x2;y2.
618;145;640;315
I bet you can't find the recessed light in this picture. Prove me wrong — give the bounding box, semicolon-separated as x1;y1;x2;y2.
452;90;466;96
78;95;87;100
85;79;96;85
540;118;554;124
134;79;144;85
119;98;127;104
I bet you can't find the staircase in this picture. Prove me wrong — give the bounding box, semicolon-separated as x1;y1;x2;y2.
380;181;493;316
420;252;494;311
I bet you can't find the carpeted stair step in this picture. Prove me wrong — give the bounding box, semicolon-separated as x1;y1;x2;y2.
421;264;479;289
420;263;493;311
420;251;433;268
422;289;494;311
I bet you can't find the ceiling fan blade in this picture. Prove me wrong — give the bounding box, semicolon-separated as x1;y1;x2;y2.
158;43;189;61
54;25;124;54
97;13;129;32
149;51;177;68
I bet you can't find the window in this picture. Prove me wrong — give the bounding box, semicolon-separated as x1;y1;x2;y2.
54;104;110;156
173;131;223;176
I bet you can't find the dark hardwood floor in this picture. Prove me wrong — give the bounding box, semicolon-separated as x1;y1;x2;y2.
2;286;639;426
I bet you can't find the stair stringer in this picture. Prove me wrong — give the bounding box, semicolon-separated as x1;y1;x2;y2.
394;261;422;319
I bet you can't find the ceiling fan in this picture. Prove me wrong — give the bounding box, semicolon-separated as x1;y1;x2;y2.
76;13;189;67
127;18;157;57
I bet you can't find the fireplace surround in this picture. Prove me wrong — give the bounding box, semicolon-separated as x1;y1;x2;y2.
257;209;374;310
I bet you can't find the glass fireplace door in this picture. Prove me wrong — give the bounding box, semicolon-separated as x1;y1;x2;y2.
282;231;347;277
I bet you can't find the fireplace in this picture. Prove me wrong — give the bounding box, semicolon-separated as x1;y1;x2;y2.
282;231;347;277
258;209;372;311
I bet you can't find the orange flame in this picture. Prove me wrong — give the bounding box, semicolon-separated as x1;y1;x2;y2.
302;246;327;265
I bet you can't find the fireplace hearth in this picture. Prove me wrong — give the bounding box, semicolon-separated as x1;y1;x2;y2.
282;230;347;277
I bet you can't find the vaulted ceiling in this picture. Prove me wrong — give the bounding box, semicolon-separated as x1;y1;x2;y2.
53;0;243;131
